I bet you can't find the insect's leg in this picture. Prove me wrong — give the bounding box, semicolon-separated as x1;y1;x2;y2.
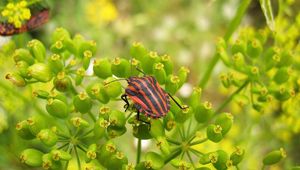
121;94;130;112
136;110;151;128
135;67;146;76
168;93;189;110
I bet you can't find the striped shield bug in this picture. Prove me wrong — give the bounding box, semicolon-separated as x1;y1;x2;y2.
0;8;50;36
106;66;188;125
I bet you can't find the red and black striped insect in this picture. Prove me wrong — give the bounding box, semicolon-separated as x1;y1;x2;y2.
0;9;50;36
118;68;187;124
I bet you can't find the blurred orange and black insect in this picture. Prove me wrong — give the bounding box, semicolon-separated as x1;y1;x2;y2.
0;9;50;36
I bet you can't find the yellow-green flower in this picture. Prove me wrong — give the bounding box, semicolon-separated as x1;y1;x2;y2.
85;0;118;26
0;1;31;28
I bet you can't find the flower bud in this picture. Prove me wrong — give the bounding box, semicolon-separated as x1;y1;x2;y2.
189;87;202;109
86;144;97;160
37;129;58;147
27;63;53;82
93;117;108;139
27;114;46;135
277;50;293;67
93;58;112;79
46;98;69;118
5;72;26;87
178;66;190;87
149;119;164;138
98;141;117;166
263;47;280;70
263;148;286;165
86;82;109;104
48;54;64;74
32;90;49;99
153;63;167;84
155;137;170;155
20;148;43;167
141;51;160;74
79;41;97;59
130;42;148;62
163;111;176;131
273;67;290;84
165;74;180;95
215;112;233;136
51;27;71;44
194;101;214;123
107;126;127;138
231;39;246;55
171;159;191;170
161;54;173;75
213;150;229;170
230;147;245;165
83;160;103;170
75;67;85;85
16;120;35;140
13;48;34;65
99;106;111;120
174;106;192;123
53;72;73;92
27;39;46;62
103;77;122;99
207;124;223;143
51;149;72;161
16;61;29;78
50;40;65;53
133;123;152;139
111;57;131;78
42;153;62;170
199;152;215;165
109;110;126;127
169;96;182;115
71;117;89;128
247;39;262;58
73;92;93;113
144;152;164;170
218;47;230;66
232;53;246;72
274;86;292;101
108;151;128;170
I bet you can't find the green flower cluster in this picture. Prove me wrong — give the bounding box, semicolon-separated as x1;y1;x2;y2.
1;1;31;28
217;24;299;112
6;27;289;170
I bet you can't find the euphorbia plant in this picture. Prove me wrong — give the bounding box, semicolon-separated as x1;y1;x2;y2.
6;25;291;169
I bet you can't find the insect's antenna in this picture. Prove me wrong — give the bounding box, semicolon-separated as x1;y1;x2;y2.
104;78;128;85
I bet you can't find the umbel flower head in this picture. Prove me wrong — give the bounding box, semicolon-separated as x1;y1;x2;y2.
1;1;31;28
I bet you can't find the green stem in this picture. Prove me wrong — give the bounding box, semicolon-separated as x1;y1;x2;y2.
262;165;266;170
190;138;208;146
186;151;195;168
236;165;240;170
88;111;96;122
215;80;249;114
136;138;142;164
74;146;81;170
164;149;182;164
189;148;204;156
166;138;181;145
199;0;252;88
57;143;69;150
186;118;193;138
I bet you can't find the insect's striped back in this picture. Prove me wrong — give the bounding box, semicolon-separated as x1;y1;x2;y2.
125;76;170;118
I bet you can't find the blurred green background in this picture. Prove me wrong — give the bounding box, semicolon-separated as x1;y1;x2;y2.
0;0;300;169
